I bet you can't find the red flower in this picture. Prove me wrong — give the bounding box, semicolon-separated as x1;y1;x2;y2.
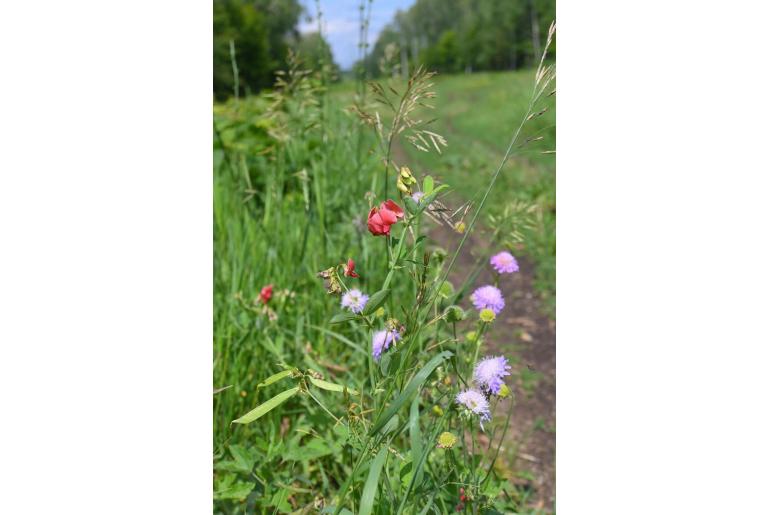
344;258;359;278
259;284;273;304
367;199;404;236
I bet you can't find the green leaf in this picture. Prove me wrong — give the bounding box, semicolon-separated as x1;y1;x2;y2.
423;175;434;195
362;288;390;316
359;445;389;515
370;351;452;435
418;185;449;212
257;369;294;389
232;386;300;425
330;311;357;324
308;376;359;396
214;478;254;500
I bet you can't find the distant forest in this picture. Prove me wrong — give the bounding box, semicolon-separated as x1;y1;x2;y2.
213;0;555;100
360;0;555;77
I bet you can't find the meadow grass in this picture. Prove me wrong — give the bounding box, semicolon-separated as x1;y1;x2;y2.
332;70;556;314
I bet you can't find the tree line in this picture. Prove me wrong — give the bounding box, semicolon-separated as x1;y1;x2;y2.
358;0;555;78
213;0;338;101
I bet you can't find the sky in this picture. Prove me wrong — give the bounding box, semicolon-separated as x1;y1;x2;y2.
298;0;416;70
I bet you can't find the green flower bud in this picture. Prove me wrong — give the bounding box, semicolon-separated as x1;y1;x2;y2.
479;308;496;323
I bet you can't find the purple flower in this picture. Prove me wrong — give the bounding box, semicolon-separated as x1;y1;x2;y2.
473;356;511;395
470;285;505;315
341;288;369;314
411;191;425;203
490;251;519;274
455;389;491;426
372;329;400;360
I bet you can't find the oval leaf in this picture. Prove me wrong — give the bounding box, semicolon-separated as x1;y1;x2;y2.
362;288;390;316
330;311;357;324
308;376;359;396
359;445;389;515
370;351;452;435
232;386;300;425
257;369;293;389
423;175;434;195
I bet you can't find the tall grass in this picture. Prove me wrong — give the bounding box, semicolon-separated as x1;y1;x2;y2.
213;22;555;514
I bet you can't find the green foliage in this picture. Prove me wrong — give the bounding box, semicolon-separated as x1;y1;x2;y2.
361;0;555;77
213;0;339;101
214;35;555;512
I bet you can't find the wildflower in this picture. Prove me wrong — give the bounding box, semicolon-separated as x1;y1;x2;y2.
490;251;519;274
455;389;491;426
470;285;505;315
473;356;512;396
367;199;404;236
454;221;466;234
411;191;425;203
437;432;458;449
372;328;400;360
259;284;273;304
340;289;369;314
479;308;496;323
343;258;359;278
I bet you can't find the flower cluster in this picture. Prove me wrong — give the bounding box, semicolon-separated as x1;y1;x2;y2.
259;284;273;304
372;328;400;360
367;199;404;236
470;285;505;315
341;289;369;314
473;356;511;395
490;250;519;274
456;355;512;428
455;389;491;426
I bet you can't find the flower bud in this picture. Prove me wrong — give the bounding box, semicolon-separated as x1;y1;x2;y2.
437;431;458;449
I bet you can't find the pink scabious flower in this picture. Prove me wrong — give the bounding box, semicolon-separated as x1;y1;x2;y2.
372;329;400;360
341;289;369;314
473;356;511;395
470;285;505;315
490;251;519;274
455;389;491;426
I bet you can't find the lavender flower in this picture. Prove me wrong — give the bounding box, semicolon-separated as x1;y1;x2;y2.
470;285;505;315
411;191;425;203
455;389;491;426
473;356;511;395
341;288;369;314
372;329;400;360
490;251;519;274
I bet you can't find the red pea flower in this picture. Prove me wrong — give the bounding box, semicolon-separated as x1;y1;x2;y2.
367;199;404;236
259;284;273;304
344;258;359;278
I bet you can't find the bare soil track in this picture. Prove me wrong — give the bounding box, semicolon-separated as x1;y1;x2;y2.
431;223;556;512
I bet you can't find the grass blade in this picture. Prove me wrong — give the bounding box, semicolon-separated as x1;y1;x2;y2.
232;386;300;425
360;445;389;515
409;397;424;487
309;376;359;396
370;351;452;435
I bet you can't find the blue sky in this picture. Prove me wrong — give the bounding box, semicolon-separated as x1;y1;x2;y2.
298;0;415;70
